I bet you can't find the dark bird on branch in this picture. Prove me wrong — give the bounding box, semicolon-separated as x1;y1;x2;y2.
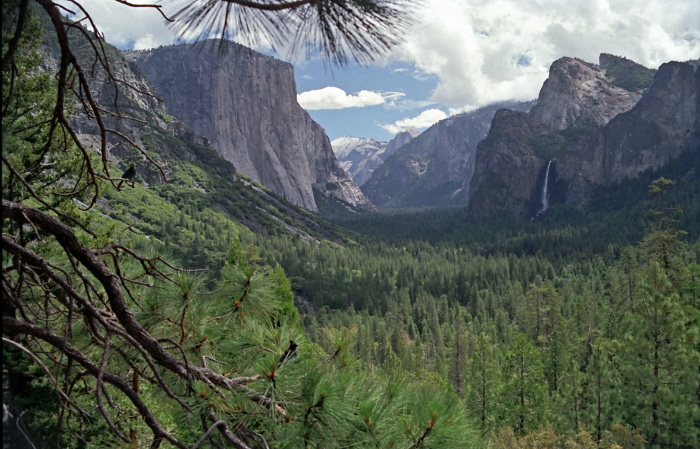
278;340;298;367
117;162;137;189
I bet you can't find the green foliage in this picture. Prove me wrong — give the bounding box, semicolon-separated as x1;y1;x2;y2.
495;333;550;434
603;57;656;92
528;133;566;161
2;1;97;213
487;423;646;449
4;3;478;448
386;180;464;208
4;1;698;447
266;176;699;447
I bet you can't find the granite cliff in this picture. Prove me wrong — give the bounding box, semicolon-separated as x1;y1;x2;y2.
40;16;369;238
125;40;373;212
468;54;699;219
362;101;533;207
529;56;645;130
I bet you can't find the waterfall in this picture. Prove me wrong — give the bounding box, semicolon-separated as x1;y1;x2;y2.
538;160;553;214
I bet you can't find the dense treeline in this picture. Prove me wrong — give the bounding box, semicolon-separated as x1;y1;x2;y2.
3;2;478;448
329;146;700;252
4;1;698;447
253;178;700;447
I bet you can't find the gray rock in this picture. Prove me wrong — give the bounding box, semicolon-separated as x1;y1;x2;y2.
332;129;420;186
530;56;643;130
125;40;373;212
468;55;699;218
362;101;533;207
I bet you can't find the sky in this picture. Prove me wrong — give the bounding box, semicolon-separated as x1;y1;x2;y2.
56;0;700;141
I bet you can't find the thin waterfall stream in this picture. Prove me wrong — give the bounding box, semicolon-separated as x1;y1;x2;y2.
538;160;553;215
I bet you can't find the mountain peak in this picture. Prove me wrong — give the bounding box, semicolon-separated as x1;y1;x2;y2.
530;55;645;130
332;130;421;187
331;136;384;159
395;128;422;138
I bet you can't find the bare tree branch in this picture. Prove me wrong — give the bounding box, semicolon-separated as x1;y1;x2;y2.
3;199;291;443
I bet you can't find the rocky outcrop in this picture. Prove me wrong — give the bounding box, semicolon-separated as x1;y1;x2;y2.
362;101;533;207
529;56;645;130
468;109;554;218
125;40;373;212
468;55;698;219
332;129;419;186
385;129;422;155
559;59;699;197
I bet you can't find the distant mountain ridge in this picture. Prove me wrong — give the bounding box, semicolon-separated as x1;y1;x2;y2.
332;129;420;186
51;17;697;223
361;53;698;217
362;101;534;207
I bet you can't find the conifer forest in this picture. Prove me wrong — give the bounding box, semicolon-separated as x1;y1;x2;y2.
2;1;699;448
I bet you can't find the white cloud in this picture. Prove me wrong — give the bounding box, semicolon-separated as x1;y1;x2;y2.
388;0;700;109
297;87;405;110
133;33;160;51
380;109;447;135
387;99;437;111
54;0;700;140
55;0;178;49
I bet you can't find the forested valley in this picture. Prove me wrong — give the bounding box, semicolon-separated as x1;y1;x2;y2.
3;1;699;448
254;172;700;448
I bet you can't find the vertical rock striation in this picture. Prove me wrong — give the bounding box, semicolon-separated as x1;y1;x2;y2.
125;40;373;212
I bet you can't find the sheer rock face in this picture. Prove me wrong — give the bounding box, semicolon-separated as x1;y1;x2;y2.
125;40;373;212
468;55;699;219
468;109;552;218
607;60;699;172
361;101;533;208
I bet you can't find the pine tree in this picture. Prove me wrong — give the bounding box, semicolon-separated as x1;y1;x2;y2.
449;310;467;398
495;332;549;435
614;178;699;447
617;261;699;447
465;331;499;432
522;279;561;347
